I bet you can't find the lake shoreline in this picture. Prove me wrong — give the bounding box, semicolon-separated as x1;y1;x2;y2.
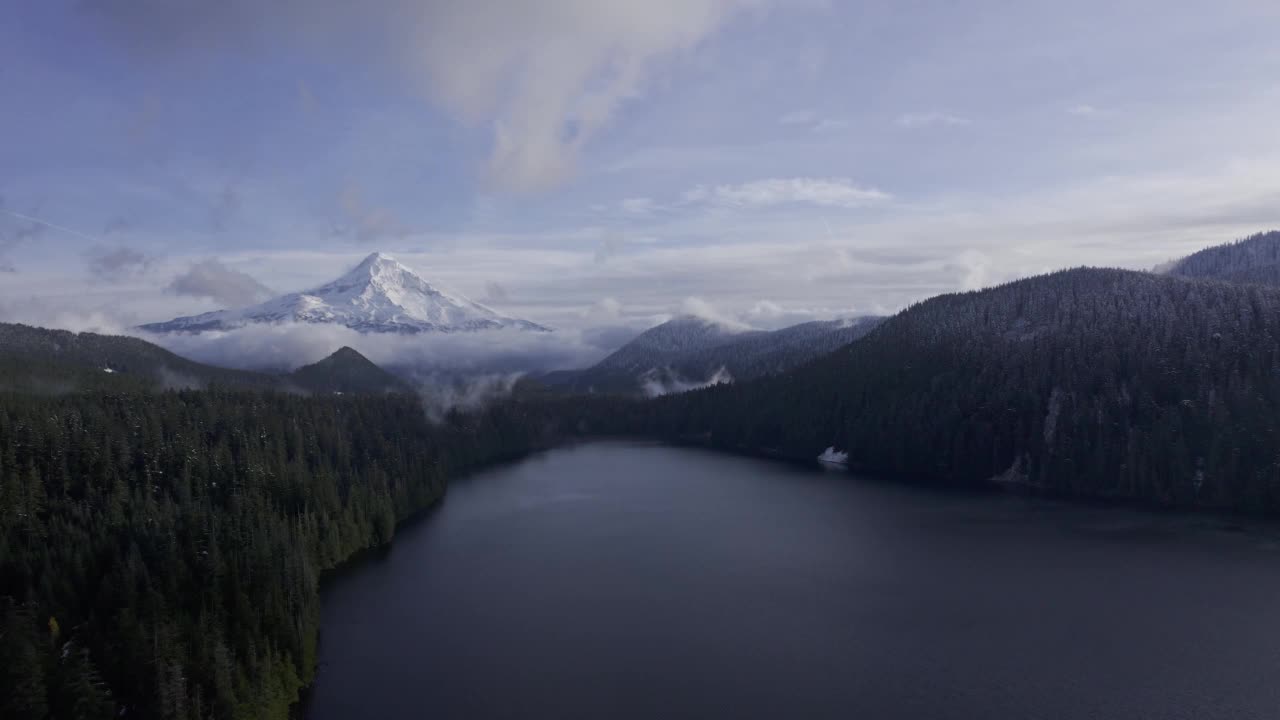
303;441;1280;720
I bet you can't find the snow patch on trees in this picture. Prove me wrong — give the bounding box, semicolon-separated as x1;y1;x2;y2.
989;456;1030;487
1043;387;1065;445
818;447;849;466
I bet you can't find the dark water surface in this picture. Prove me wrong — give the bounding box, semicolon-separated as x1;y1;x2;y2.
307;441;1280;719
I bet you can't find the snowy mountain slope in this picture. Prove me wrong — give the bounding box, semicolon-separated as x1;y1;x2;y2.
139;253;550;334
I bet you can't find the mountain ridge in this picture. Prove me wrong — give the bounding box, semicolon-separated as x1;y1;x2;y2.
544;313;882;396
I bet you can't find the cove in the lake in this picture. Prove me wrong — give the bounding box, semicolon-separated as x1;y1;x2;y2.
306;441;1280;719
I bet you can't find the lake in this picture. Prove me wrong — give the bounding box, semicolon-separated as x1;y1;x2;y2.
306;441;1280;719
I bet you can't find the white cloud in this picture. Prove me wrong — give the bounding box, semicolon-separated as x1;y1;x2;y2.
896;111;970;129
641;365;732;397
742;299;860;329
587;296;623;319
747;298;785;319
621;197;656;214
408;0;770;191
150;322;615;373
683;177;891;208
418;372;525;423
86;0;773;194
168;258;275;308
679;296;753;330
948;249;992;291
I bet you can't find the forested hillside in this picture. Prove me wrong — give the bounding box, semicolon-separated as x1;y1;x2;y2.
0;390;566;719
1164;230;1280;286
0;324;282;394
619;268;1280;514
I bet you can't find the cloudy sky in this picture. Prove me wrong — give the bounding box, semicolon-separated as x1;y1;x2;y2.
3;0;1280;360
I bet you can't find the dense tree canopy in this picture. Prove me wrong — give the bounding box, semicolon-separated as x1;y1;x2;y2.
0;390;561;719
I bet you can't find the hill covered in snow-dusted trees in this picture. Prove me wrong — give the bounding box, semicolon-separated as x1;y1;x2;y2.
620;266;1280;514
1162;230;1280;287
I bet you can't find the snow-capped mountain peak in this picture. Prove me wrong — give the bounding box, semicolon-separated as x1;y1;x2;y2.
337;252;446;299
311;252;500;325
139;252;550;334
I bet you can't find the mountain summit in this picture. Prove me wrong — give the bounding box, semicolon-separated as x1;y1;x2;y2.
140;253;550;334
289;346;413;394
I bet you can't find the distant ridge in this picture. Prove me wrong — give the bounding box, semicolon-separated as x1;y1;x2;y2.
0;322;412;396
1161;230;1280;287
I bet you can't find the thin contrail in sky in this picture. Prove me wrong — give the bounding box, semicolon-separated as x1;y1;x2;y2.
1;208;100;243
